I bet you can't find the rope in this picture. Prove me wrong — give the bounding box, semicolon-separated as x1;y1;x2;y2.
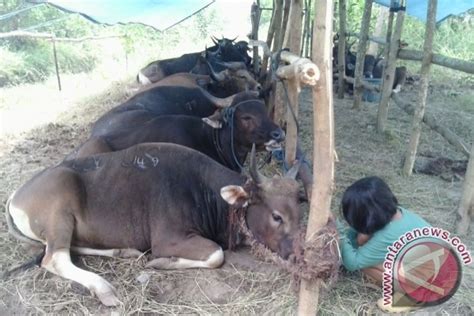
270;49;311;172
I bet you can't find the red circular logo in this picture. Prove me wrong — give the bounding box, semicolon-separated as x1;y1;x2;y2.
394;239;462;306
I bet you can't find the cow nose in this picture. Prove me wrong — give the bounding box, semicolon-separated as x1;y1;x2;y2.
279;238;293;259
270;128;284;141
255;84;262;91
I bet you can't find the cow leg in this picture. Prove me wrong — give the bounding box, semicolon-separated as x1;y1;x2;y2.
41;213;120;306
146;235;224;270
71;246;143;258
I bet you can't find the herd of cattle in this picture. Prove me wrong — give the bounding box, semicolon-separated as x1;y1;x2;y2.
5;36;405;306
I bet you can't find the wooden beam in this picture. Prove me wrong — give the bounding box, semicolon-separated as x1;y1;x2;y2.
297;0;334;314
392;94;470;158
402;0;437;176
398;49;474;74
353;0;374;109
456;143;474;235
337;0;347;99
376;8;405;132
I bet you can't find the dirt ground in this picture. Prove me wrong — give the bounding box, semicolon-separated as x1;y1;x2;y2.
0;73;473;315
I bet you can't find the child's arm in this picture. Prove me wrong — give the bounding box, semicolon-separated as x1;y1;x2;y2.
340;231;389;272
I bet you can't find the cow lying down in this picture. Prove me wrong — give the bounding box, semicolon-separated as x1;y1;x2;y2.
6;143;301;306
70;94;284;171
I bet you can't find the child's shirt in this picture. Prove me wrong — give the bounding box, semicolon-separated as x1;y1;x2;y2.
338;207;431;271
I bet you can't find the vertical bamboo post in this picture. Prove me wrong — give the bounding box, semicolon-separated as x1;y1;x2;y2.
251;1;262;75
51;38;61;91
456;143;474;235
280;0;291;47
283;0;304;165
304;0;312;58
337;0;347;99
353;0;373;110
367;5;388;55
262;0;278;75
376;2;405;132
297;0;335;314
272;0;285;52
402;0;437;176
383;7;395;62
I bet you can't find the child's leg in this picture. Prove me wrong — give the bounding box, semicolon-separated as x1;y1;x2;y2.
361;264;384;286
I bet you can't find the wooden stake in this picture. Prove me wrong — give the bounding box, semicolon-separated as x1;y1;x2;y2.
52;39;61;91
367;5;388;55
250;2;262;75
337;0;347;99
297;0;334;314
261;0;279;75
456;143;474;235
353;0;373;110
392;94;470;158
402;0;437;176
376;5;405;132
280;0;291;47
272;0;285;52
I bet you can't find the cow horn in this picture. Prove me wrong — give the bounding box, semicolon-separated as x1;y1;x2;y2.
249;144;269;185
211;36;218;45
231;36;238;42
216;61;247;70
207;60;226;82
284;160;301;180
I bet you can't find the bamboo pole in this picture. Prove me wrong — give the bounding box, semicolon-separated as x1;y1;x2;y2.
280;0;291;47
250;1;262;75
262;0;278;75
392;94;470;158
282;0;304;165
272;0;285;52
376;4;405;132
456;143;474;235
297;0;335;314
353;0;373;110
398;49;474;74
337;0;347;99
51;39;61;91
402;0;437;176
368;5;388;55
304;0;313;58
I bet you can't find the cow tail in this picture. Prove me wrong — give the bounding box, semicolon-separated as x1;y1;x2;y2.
1;248;45;279
5;192;43;246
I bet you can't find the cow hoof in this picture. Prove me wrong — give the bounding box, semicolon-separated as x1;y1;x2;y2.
92;281;121;306
145;257;174;269
114;248;143;258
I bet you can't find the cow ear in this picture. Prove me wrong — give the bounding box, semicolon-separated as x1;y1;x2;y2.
202;110;223;129
220;185;249;207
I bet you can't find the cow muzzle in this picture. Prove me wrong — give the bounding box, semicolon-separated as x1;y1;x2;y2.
279;237;294;260
264;128;285;151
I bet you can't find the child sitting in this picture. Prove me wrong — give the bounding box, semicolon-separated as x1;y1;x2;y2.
337;176;432;313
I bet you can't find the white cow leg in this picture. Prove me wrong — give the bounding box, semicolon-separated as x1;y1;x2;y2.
147;235;224;270
42;248;121;306
71;246;143;258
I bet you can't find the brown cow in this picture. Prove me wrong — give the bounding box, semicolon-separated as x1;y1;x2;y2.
6;144;301;306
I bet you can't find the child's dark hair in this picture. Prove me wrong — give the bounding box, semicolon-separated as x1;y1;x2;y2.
342;176;398;235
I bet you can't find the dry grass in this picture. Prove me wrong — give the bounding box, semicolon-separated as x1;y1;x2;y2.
0;72;473;315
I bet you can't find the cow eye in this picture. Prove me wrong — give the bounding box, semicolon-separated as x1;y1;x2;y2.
239;75;246;79
241;115;253;121
272;212;283;224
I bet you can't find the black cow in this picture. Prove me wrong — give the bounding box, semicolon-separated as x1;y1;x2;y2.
137;37;252;85
90;85;259;137
70;95;284;172
7;143;301;306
